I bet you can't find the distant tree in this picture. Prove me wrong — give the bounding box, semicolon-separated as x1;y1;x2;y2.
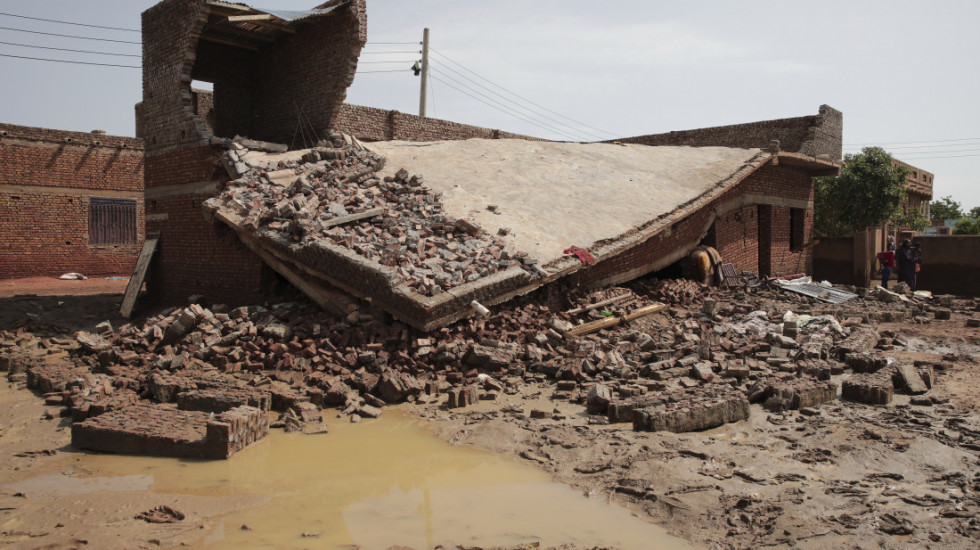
930;195;963;221
894;209;929;232
970;206;980;219
953;218;979;235
814;147;909;236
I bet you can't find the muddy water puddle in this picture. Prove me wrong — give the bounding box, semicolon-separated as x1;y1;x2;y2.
29;410;697;549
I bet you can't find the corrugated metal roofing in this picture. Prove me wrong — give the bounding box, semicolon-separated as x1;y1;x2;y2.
255;5;341;22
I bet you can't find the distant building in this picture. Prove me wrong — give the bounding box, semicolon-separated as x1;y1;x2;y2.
892;158;934;225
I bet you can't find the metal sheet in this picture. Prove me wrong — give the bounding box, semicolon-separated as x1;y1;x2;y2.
777;282;857;304
255;5;341;22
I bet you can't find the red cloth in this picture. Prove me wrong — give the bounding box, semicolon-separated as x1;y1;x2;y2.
564;246;595;266
876;250;895;268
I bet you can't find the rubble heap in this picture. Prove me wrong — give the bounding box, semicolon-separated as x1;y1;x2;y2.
3;278;975;459
203;135;545;330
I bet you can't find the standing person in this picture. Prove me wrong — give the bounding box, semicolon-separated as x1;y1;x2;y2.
912;242;923;290
887;234;896;251
876;248;895;289
898;239;916;290
895;239;911;285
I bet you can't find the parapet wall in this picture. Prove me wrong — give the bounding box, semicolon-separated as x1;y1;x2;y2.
615;105;843;162
0;123;145;279
332;103;541;142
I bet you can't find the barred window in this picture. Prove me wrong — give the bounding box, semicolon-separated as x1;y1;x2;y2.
89;198;137;245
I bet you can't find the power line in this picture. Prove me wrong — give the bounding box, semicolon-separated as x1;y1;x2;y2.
365;42;418;45
430;47;619;139
894;153;980;160
0;52;139;68
429;73;585;142
357;69;408;74
0;11;140;33
429;59;600;142
894;147;980;156
0;26;141;45
844;137;980;147
430;66;590;141
358;59;417;64
361;50;419;55
0;40;141;57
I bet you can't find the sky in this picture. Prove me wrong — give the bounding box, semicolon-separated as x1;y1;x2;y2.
1;0;978;209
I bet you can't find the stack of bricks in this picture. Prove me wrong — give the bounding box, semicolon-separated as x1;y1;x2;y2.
629;386;751;433
204;405;269;459
71;402;267;459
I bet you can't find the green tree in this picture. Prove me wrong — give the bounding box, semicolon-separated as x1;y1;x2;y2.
969;206;980;219
894;209;930;232
930;195;963;221
953;218;979;235
814;147;909;236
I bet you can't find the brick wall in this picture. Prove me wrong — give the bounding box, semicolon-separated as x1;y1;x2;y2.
566;162;817;290
0;123;144;279
707;205;760;274
143;145;268;306
614;105;843;162
138;0;366;305
332;103;541;142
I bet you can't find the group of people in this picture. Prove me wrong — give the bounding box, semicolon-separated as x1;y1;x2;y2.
877;235;923;290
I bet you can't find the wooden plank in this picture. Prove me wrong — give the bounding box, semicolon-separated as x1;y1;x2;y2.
564;303;666;338
566;293;632;315
227;14;274;22
322;207;385;229
119;232;160;318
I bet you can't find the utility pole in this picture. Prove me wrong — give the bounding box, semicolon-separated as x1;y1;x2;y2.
419;27;429;118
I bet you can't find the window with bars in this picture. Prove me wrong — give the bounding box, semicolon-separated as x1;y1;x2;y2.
89;198;138;245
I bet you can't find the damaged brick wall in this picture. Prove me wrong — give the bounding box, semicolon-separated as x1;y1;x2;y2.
566;162;816;290
614;105;843;162
0;123;144;279
138;0;366;306
332;103;541;142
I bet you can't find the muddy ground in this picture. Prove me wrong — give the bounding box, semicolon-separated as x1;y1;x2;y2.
1;278;979;550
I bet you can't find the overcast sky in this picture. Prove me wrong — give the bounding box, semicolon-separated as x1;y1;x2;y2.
2;0;978;208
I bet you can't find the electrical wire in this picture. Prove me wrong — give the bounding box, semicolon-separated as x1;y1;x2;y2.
365;42;418;45
357;69;408;74
358;59;418;64
429;73;584;141
0;26;141;45
429;67;590;141
430;47;619;139
892;153;980;160
0;40;141;57
429;60;600;142
844;137;980;147
360;51;419;55
0;52;139;68
0;11;140;33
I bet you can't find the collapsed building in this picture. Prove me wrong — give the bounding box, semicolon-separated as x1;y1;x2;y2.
137;0;841;332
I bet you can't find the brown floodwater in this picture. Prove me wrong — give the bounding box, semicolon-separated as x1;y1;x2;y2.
10;411;699;550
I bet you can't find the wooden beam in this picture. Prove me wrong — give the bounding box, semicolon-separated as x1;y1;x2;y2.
563;303;666;337
199;34;260;52
565;293;632;315
227;14;274;22
226;14;297;33
322;207;385;229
